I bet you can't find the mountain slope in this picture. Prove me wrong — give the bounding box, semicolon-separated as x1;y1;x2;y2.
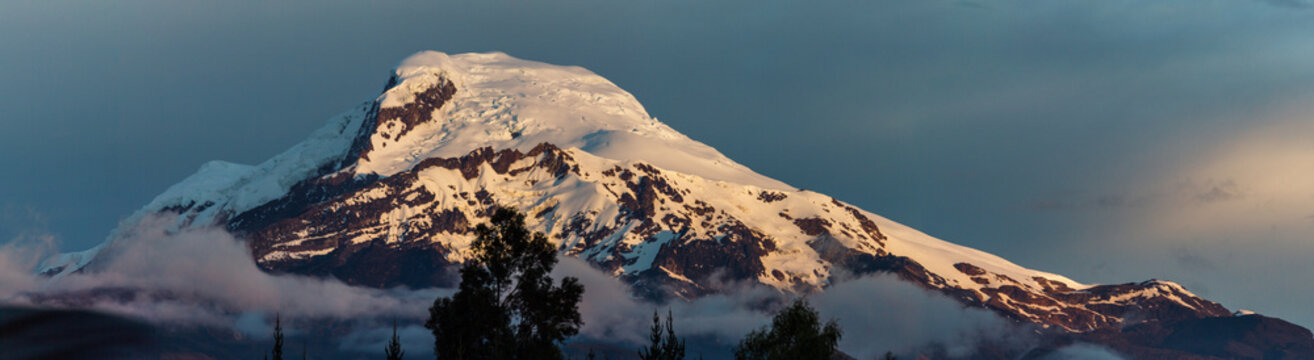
46;51;1239;335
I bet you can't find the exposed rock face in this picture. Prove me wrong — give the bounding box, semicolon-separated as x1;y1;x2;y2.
352;77;458;164
46;51;1312;357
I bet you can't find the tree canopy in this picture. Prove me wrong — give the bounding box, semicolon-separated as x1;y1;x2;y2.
733;299;842;360
425;207;585;360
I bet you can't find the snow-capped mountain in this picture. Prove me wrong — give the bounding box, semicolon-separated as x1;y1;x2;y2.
46;51;1234;335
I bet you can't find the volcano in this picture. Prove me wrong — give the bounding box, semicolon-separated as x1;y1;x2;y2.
39;51;1314;359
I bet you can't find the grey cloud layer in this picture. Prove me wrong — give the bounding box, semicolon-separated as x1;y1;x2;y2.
0;216;450;326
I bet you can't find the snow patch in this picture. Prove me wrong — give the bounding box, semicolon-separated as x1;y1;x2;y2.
621;231;678;274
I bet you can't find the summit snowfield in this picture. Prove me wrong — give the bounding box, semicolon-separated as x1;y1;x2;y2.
358;52;790;190
46;51;1243;335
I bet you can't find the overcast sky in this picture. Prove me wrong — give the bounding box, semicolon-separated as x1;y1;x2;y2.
2;0;1313;327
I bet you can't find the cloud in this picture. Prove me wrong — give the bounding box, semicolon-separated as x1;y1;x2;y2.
551;257;774;346
0;230;59;298
1020;97;1314;248
812;274;1032;358
1176;179;1245;204
553;257;1031;358
1172;247;1220;272
0;251;39;298
1135;100;1314;240
2;214;450;332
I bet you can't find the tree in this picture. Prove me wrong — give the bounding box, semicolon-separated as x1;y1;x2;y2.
426;207;586;360
881;351;897;360
733;299;842;360
272;314;284;360
639;310;686;360
386;321;405;360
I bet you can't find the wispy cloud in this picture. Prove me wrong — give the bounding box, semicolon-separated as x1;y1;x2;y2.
2;214;450;330
1178;179;1245;204
1136;101;1314;240
1172;247;1220;272
814;273;1033;358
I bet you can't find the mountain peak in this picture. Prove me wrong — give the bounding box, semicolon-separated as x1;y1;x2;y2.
43;51;1239;339
352;51;791;191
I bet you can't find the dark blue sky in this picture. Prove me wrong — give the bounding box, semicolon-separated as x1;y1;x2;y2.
3;0;1313;326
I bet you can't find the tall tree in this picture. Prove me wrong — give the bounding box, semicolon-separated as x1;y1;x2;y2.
386;321;405;360
426;207;585;360
733;299;842;360
272;314;284;360
639;310;686;360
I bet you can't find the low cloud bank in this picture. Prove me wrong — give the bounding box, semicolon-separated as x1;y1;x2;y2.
1;215;448;333
814;274;1033;358
4;214;1065;358
0;230;56;298
554;257;1041;358
553;257;777;346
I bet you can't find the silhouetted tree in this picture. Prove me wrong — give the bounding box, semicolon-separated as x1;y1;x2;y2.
386;320;405;360
639;310;686;360
272;314;284;360
733;299;842;360
881;351;897;360
425;207;585;360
